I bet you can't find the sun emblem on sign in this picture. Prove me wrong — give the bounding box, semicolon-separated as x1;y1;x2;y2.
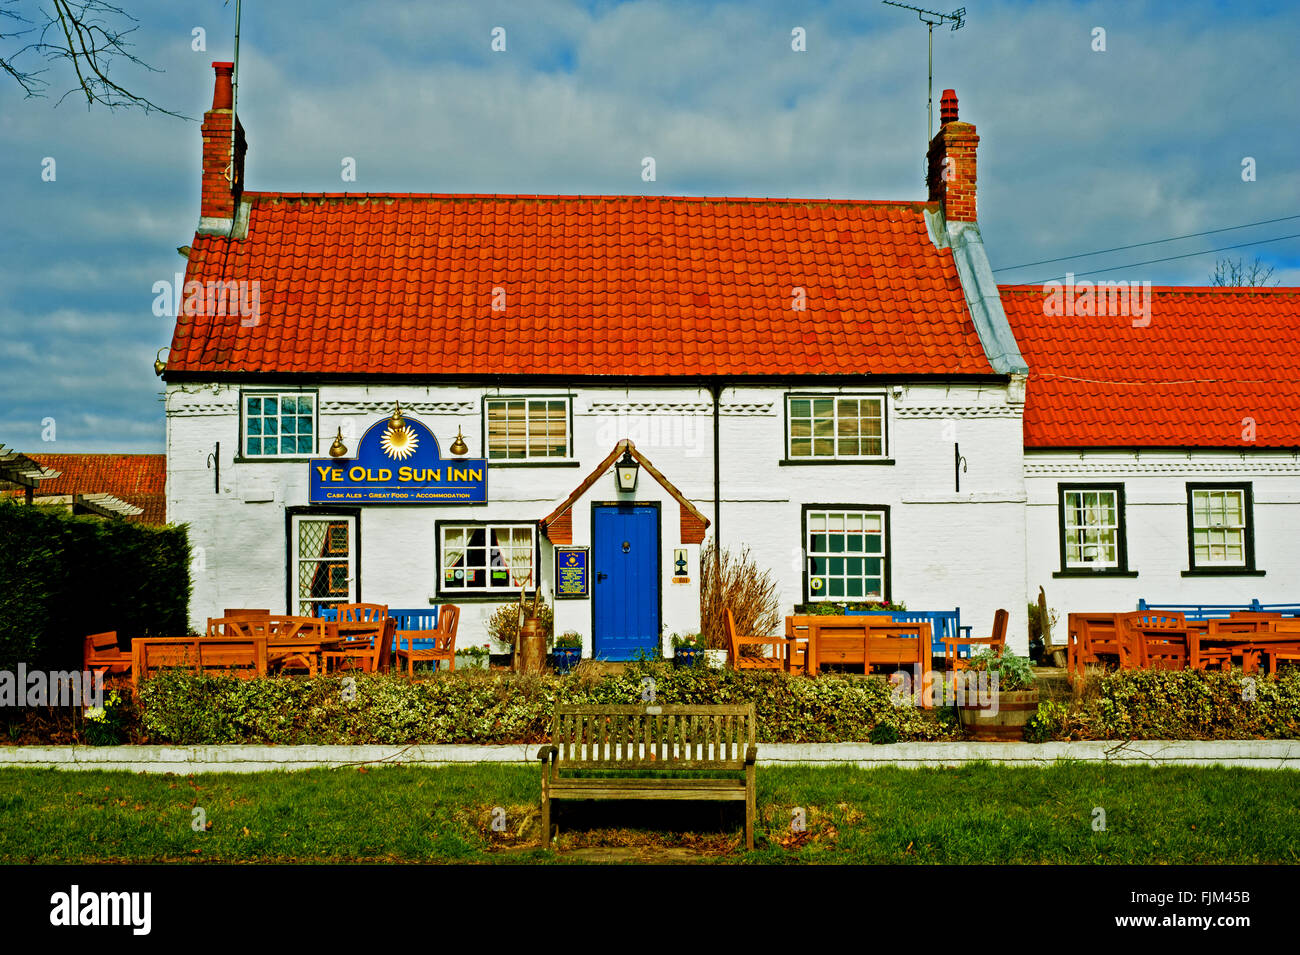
380;424;419;460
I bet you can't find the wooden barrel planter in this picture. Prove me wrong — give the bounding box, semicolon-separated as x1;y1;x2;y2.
956;688;1039;741
517;617;547;674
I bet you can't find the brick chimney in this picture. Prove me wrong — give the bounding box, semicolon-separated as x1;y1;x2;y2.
200;61;246;222
926;89;978;223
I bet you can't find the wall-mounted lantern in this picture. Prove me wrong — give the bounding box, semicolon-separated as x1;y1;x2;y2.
615;447;639;492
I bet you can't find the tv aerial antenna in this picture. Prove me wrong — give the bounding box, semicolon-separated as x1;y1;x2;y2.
881;2;967;144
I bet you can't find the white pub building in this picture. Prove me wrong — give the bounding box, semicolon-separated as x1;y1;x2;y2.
163;64;1300;658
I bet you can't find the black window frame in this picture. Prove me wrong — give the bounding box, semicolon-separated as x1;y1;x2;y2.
800;503;892;603
1053;482;1137;578
434;519;543;601
237;388;320;462
480;394;577;466
1183;481;1264;577
781;392;894;466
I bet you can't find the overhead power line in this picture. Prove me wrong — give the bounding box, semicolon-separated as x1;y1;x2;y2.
994;213;1300;273
1023;231;1300;285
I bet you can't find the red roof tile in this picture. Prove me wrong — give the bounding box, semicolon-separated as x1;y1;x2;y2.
23;454;166;523
1001;285;1300;448
168;194;993;377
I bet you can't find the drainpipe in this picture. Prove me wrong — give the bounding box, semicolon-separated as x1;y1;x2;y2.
710;380;722;570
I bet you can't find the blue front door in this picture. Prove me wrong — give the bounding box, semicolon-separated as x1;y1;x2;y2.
592;504;660;661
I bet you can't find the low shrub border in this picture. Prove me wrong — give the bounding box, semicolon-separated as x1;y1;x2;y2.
134;660;958;746
4;664;1297;747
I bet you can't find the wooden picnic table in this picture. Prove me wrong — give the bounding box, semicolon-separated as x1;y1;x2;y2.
206;616;343;676
787;615;930;686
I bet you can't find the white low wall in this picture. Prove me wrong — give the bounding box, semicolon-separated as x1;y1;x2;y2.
3;740;1296;773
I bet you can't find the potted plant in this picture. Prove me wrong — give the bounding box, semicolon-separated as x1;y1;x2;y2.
671;632;704;668
951;650;1038;740
552;631;582;673
454;643;491;671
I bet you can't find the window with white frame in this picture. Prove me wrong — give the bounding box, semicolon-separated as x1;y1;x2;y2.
485;397;571;460
805;509;887;600
1188;485;1251;570
1061;486;1123;569
787;395;885;459
243;392;316;457
440;523;536;592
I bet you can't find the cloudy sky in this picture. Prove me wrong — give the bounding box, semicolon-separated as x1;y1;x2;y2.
2;0;1297;451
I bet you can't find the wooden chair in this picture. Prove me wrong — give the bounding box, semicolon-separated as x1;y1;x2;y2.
324;617;395;674
394;605;460;674
83;631;132;677
942;609;1008;672
223;608;270;619
1258;620;1300;675
338;603;389;628
1118;611;1189;670
725;609;793;671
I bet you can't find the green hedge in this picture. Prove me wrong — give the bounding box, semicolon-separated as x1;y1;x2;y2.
1042;668;1300;741
131;663;1300;746
0;501;191;670
137;660;958;745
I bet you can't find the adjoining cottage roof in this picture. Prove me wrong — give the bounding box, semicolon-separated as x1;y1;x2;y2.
14;454;167;523
167;193;996;378
1001;285;1300;449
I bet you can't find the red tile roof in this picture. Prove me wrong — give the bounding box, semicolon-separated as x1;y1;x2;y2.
168;194;994;377
1001;285;1300;448
21;454;166;523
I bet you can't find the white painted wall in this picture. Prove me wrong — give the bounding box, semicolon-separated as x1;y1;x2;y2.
167;379;1029;654
1025;450;1300;626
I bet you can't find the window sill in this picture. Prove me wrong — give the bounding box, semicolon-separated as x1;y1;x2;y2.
235;456;315;464
1181;569;1266;577
434;591;538;603
485;460;582;468
1053;570;1139;578
780;458;894;467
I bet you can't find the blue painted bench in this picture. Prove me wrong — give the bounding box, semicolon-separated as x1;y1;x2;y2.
1137;599;1300;620
845;608;972;658
317;606;442;650
1136;599;1259;619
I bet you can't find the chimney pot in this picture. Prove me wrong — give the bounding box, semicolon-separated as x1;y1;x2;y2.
211;61;234;110
926;89;979;223
940;89;958;125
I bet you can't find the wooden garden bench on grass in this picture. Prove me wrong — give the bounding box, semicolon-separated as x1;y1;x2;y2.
538;703;757;849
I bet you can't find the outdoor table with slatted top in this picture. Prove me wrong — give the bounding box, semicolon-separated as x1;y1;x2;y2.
793;617;930;698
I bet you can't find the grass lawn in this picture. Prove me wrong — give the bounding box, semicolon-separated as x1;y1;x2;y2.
0;762;1296;864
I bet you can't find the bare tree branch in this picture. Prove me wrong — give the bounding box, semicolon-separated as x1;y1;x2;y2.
1;0;185;117
1210;255;1279;287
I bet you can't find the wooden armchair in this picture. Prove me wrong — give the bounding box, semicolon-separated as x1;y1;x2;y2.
84;631;131;678
394;605;460;674
942;609;1008;672
1259;620;1300;675
725;609;794;672
324;617;394;674
1118;611;1189;670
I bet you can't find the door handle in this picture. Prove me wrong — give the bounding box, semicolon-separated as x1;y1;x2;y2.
596;572;608;582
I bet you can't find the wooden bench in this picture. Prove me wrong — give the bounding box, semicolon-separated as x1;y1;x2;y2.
131;636;268;687
538;704;757;849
